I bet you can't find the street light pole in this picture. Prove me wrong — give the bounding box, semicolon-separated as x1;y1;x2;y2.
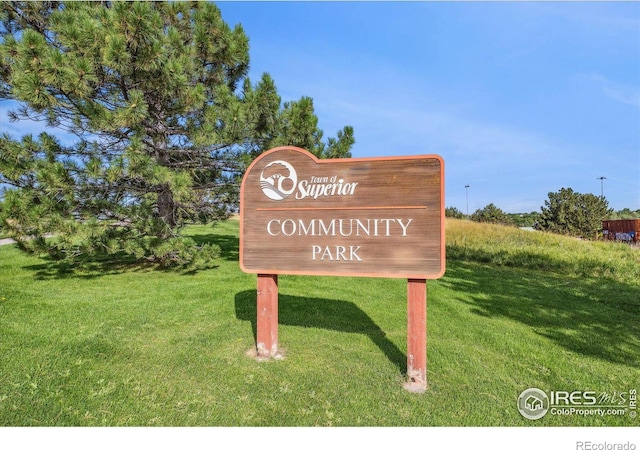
465;185;470;216
597;177;606;198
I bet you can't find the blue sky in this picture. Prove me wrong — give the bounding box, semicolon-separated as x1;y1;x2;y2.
1;1;638;213
216;1;640;213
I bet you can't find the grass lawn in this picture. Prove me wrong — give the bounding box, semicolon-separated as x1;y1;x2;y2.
0;219;638;426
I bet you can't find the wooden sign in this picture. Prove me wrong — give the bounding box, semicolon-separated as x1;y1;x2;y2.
240;146;445;279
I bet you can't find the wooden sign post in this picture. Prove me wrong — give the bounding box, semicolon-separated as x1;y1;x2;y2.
256;274;279;358
406;279;427;391
240;146;444;391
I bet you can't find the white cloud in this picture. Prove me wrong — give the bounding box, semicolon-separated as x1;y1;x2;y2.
584;74;640;108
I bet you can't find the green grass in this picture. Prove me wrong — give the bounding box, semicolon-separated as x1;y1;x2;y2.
447;218;640;284
0;219;638;426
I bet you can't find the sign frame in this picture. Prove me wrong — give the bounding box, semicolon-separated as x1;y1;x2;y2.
239;146;445;279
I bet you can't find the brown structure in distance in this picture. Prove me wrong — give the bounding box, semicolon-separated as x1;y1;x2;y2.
602;219;640;244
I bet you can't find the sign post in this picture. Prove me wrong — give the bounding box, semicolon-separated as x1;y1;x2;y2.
406;278;427;392
256;274;279;358
240;146;444;390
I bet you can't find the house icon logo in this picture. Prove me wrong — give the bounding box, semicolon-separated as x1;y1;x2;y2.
518;388;549;420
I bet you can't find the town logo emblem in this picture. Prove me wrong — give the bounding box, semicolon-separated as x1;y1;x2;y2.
259;160;297;201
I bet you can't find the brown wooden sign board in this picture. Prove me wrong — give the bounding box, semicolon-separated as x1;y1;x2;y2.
240;146;445;279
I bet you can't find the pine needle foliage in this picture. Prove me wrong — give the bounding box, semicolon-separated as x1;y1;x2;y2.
0;1;354;267
536;188;612;240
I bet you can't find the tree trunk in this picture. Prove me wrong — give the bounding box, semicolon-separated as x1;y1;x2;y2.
157;185;176;237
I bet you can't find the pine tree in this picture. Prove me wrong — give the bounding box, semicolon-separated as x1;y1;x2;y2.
445;206;465;219
470;203;512;225
0;2;354;266
536;188;611;239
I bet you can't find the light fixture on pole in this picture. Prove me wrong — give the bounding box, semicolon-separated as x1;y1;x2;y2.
465;185;470;216
597;176;606;198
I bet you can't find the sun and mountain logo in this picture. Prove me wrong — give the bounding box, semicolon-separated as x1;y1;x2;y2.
259;160;298;201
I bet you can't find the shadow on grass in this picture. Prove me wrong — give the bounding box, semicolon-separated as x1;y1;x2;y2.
22;233;238;280
24;253;149;281
442;260;640;369
234;290;407;374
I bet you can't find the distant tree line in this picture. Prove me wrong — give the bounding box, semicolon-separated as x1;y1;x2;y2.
608;208;640;220
446;205;528;226
446;187;638;240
